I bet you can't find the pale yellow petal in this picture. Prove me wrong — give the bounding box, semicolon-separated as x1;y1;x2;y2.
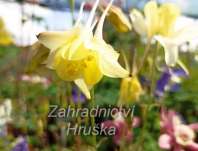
87;37;119;60
130;9;147;36
155;36;178;66
156;37;177;66
37;28;80;50
144;1;159;37
88;38;129;78
173;24;198;45
99;50;129;78
74;79;91;99
37;31;68;50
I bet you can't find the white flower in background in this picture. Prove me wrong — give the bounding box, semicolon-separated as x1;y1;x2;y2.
155;23;198;66
195;55;198;62
0;99;12;134
180;40;198;53
174;124;195;146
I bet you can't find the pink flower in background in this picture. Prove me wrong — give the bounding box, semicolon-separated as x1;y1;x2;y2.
102;112;140;145
21;75;31;82
159;108;198;151
21;74;51;88
132;116;141;128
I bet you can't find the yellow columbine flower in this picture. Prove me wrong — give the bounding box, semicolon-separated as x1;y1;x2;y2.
35;0;129;99
130;1;198;66
119;76;143;105
0;17;12;46
104;4;132;32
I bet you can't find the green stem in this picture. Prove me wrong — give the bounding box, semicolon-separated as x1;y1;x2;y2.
137;38;152;74
90;88;96;148
136;104;149;151
77;90;82;125
69;0;75;25
150;43;159;96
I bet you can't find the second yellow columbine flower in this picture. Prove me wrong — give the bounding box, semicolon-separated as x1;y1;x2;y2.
119;76;143;105
130;1;198;67
130;1;180;38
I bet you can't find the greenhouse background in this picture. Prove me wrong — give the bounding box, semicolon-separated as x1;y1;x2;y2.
1;0;198;45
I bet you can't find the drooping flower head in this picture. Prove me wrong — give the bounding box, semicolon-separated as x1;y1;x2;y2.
119;76;143;105
35;0;129;99
100;3;132;32
118;51;143;105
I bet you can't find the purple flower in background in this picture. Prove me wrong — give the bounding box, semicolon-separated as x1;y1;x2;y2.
140;76;151;87
155;68;188;98
155;70;171;97
12;136;29;151
72;87;86;103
